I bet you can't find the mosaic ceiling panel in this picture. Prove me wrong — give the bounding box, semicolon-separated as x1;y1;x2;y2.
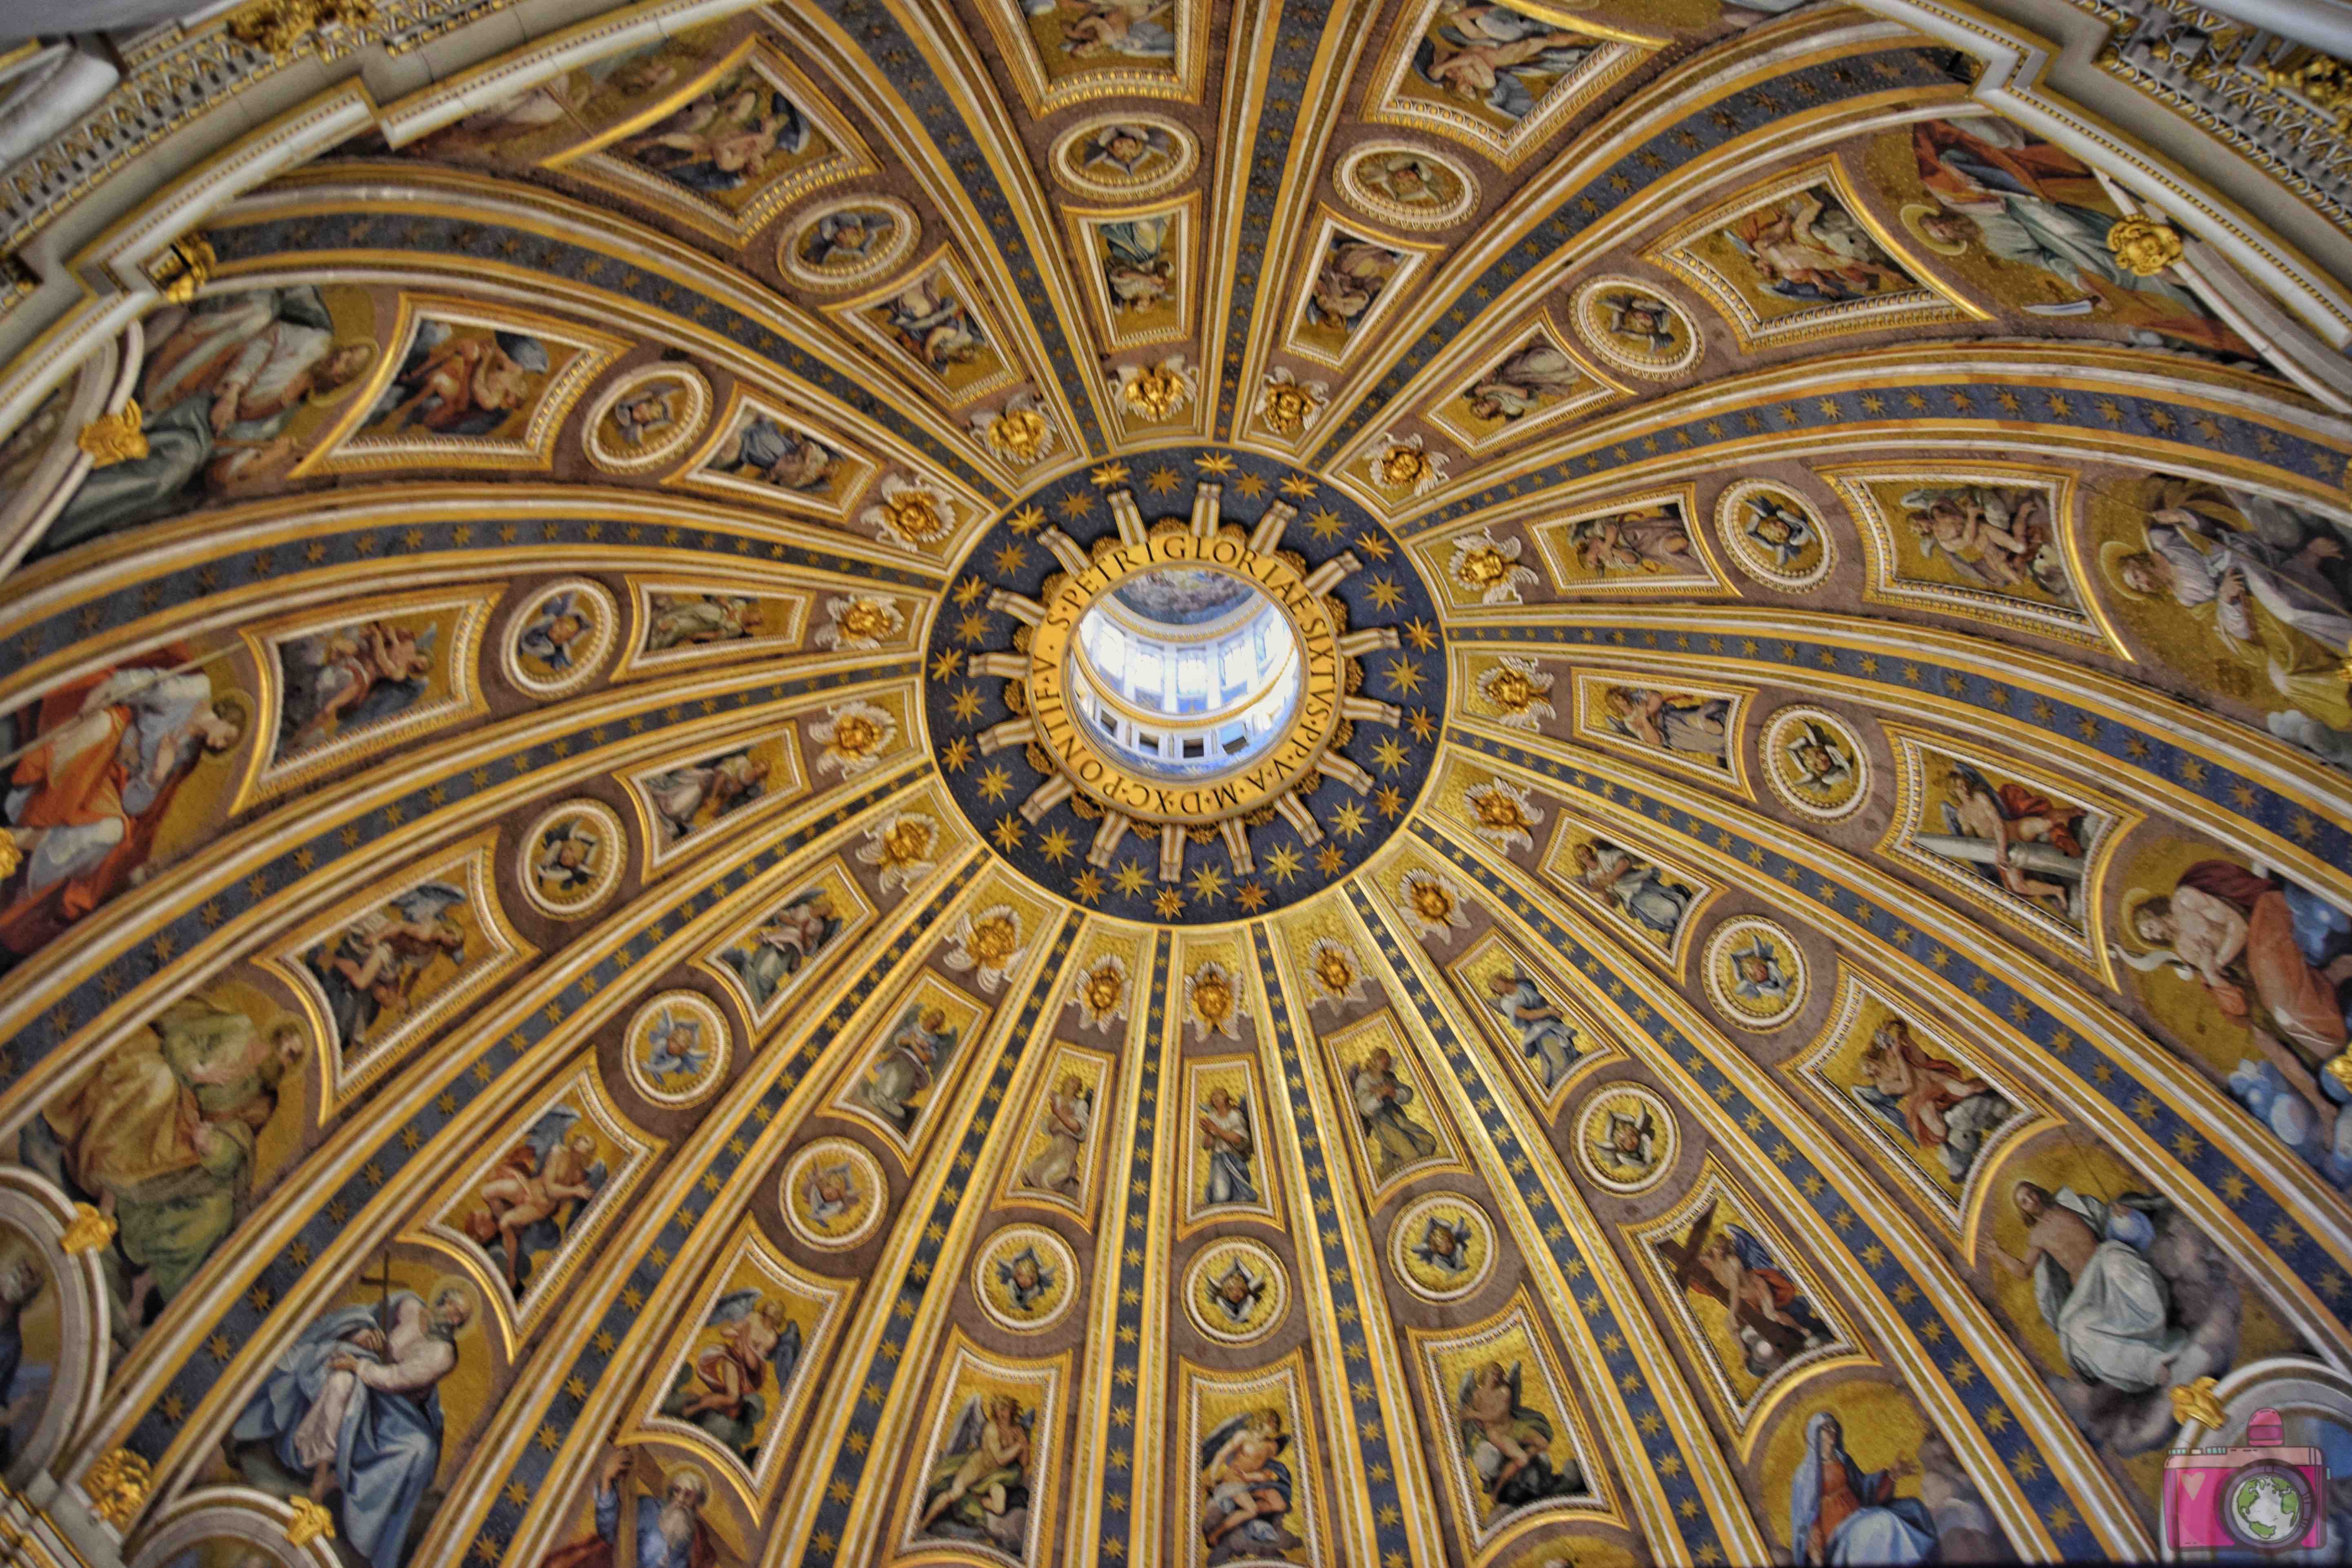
0;0;2349;1565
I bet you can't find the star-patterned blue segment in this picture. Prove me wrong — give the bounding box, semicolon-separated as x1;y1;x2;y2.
926;447;1446;924
1095;932;1171;1560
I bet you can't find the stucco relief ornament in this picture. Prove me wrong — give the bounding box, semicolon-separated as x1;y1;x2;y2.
84;1447;152;1530
227;0;375;57
811;700;897;778
1257;367;1328;436
978;393;1057;465
944;904;1026;993
76;400;147;465
1397;867;1471;940
1303;937;1368;1011
1475;656;1555;729
61;1201;114;1252
1370;431;1448;496
1448;529;1540;605
1068;953;1131;1030
2171;1376;2228;1430
814;594;905;651
2106;215;2185;277
144;231;215;303
286;1496;337;1546
858;811;940;895
1463;777;1542;853
1110;356;1197;421
862;474;956;550
1185;959;1244;1041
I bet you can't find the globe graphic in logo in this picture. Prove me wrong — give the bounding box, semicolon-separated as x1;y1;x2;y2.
2226;1469;2309;1547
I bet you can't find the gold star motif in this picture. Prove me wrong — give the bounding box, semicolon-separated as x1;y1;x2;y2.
941;735;973;771
1154;887;1186;916
1385;657;1425;695
978;764;1014;802
1057;490;1094;520
1281;474;1317;497
1236;880;1270;911
955;610;991;643
1264;844;1304;884
1071;868;1105;903
1315;844;1346;875
1306;507;1343;540
1233;472;1268;499
1112;861;1151;896
993;542;1026;574
950;686;984;721
1006;503;1046;534
1375;784;1406;817
1405;707;1437;742
1372;736;1410;773
1353;529;1394;562
1039;825;1075;862
1146;464;1182;494
1330;802;1368;839
929;647;965;679
1091;461;1131;486
952;576;988;606
1366;576;1405;611
1190;863;1228;900
992;815;1024;850
1194;453;1236;474
1401;616;1439;651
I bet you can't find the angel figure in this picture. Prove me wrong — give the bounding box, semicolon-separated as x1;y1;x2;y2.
799;208;893;269
643;749;769;843
1199;1407;1300;1563
1357;150;1452;210
1026;0;1175;59
1782;720;1852;795
277;619;436;754
1458;1361;1582;1513
918;1395;1033;1549
534;819;603;897
1411;1;1594;121
708;415;836;494
1588;1104;1659;1183
882;277;989;372
646;594;765;652
994;1246;1055;1312
1077;122;1172;177
1852;1019;2012;1183
1098;217;1175;314
660;1289;800;1462
802;1159;860;1227
1197;1087;1259;1206
1306;236;1403;335
616;70;805;193
1931;761;2088;916
1900;484;2071;601
1727;189;1909;303
1569;510;1697;577
1569;839;1691;940
722;888;841;1012
520;591;589;674
1601;686;1730;768
1598;290;1677;350
860;1004;957;1134
303;882;468;1051
1483;967;1581;1089
640;1007;709;1086
1203;1258;1267;1327
1410;1211;1477;1275
1725;936;1794;1010
1462;339;1585;423
1658;1199;1833;1377
1740;493;1818;569
463;1105;608;1293
368;323;547;436
1017;1073;1092;1194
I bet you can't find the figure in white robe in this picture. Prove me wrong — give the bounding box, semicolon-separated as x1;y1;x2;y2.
1989;1182;2184;1392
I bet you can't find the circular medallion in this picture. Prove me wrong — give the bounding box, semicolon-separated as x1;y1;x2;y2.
1390;1193;1495;1303
504;578;618;698
1574;1083;1678;1194
520;798;627;917
780;195;920;290
1759;705;1869;822
926;446;1447;924
623;990;729;1107
1703;917;1809;1032
1717;480;1835;591
781;1138;886;1249
583;363;711;474
1183;1238;1288;1344
1569;275;1702;379
1338;141;1479;230
1050;113;1199;199
973;1225;1079;1333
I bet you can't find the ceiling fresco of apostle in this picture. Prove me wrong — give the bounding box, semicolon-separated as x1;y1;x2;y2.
0;0;2349;1563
